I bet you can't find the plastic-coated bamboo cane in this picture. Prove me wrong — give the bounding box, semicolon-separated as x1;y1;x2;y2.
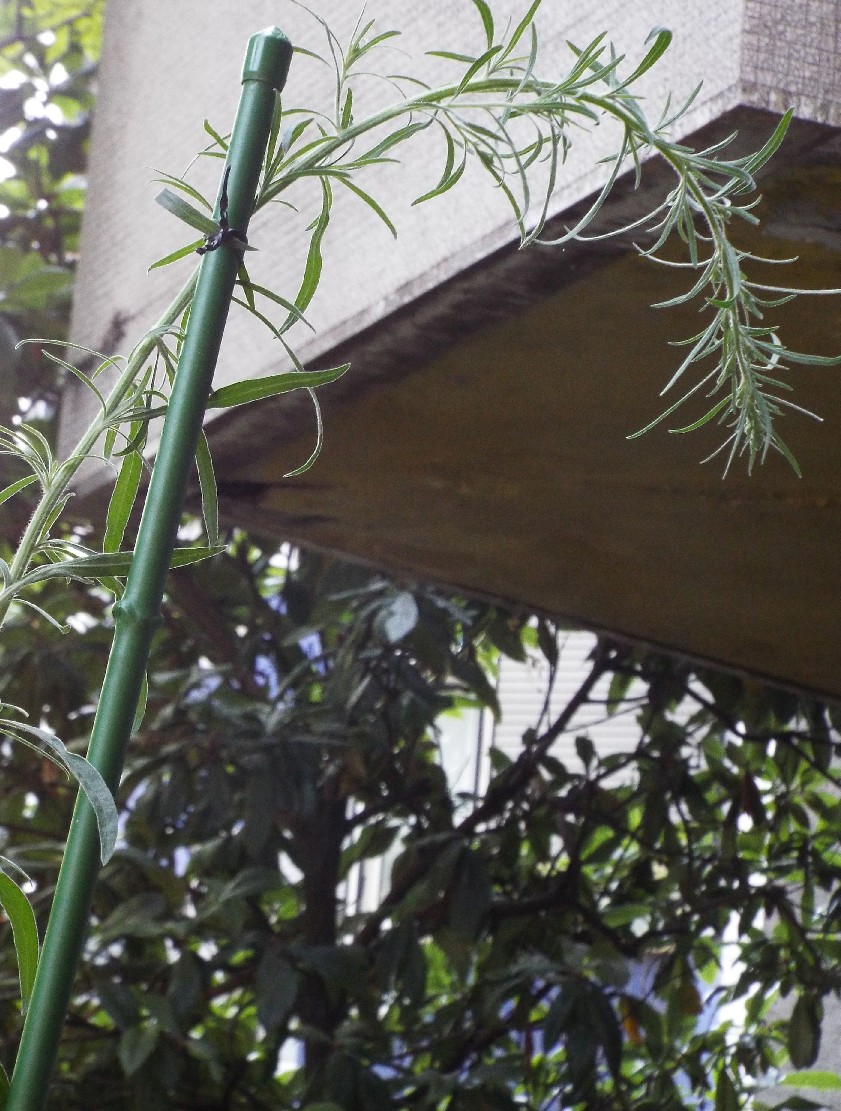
6;28;292;1111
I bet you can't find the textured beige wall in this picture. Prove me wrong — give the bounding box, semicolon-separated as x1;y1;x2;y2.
63;0;747;459
742;0;841;123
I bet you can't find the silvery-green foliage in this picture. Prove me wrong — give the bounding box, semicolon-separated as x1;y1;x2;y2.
164;2;840;474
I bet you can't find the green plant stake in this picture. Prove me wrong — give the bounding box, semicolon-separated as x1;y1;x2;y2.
5;27;292;1111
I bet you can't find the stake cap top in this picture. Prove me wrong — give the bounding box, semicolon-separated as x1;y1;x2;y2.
242;27;292;91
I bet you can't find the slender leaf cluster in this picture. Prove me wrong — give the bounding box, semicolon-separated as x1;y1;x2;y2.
158;1;838;473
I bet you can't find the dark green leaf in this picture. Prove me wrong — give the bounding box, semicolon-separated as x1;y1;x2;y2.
0;869;38;1013
789;995;822;1069
340;822;400;879
575;734;595;768
195;432;219;546
98;980;141;1030
118;1022;160;1076
586;984;622;1079
544;984;577;1048
448;849;491;938
714;1068;740;1111
257;949;299;1031
207;364;349;409
168;951;203;1021
103;449;142;554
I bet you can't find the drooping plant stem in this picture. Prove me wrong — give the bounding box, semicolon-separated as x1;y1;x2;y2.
4;27;292;1111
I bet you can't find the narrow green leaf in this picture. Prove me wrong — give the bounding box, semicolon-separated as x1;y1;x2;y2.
14;597;70;632
283;388;325;477
0;474;36;507
232;295;284;343
208;364;349;409
237;261;256;312
264;96;284;175
148;240;204;271
0;869;38;1013
42;352;106;411
455;45;502;95
563;33;609;83
743;108;793;173
0;1061;9;1109
114;419;151;458
499;0;542;63
203;118;229;151
132;673;148;738
171;545;225;567
426;50;475;63
356;29;400;56
152;171;212;211
196;432;219;546
36;736;118;863
11;545;224;591
154;188;218;235
103;450;143;554
621;26;672;86
432;147;469;207
471;0;495;48
340;86;353;129
413;128;466;206
358;120;429;163
670;397;730;433
235;280;314;332
285;179;331;329
336;177;397;237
